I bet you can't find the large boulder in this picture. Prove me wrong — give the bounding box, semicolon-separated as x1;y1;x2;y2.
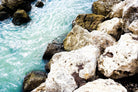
109;0;138;32
43;45;100;92
72;14;105;32
12;9;30;25
23;71;47;92
63;25;116;51
98;33;138;79
74;79;127;92
97;18;123;40
128;20;138;35
92;0;122;16
1;0;31;13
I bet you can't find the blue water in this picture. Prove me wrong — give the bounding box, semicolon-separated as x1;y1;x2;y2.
0;0;96;91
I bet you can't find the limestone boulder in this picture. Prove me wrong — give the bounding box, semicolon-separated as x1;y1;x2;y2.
12;9;30;25
44;45;100;92
92;0;122;16
97;18;123;40
23;71;47;92
74;79;127;92
128;20;138;35
98;33;138;79
73;14;105;32
64;25;116;51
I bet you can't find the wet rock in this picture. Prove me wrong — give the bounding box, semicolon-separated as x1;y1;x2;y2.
0;11;9;20
42;45;100;92
43;41;64;60
35;1;44;8
97;18;123;40
128;20;138;35
63;25;115;51
12;9;31;25
74;79;127;92
1;0;31;13
92;0;122;16
23;71;47;92
98;33;138;79
73;14;105;32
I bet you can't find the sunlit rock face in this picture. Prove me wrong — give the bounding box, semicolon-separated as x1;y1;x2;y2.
128;20;138;35
98;33;138;79
74;79;127;92
64;25;116;52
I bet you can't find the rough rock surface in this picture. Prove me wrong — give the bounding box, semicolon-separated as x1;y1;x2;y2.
109;0;138;32
98;33;138;79
74;79;127;92
92;0;122;16
12;9;30;25
23;71;47;92
128;20;138;35
64;25;115;51
43;45;100;92
32;83;46;92
97;17;123;40
72;14;105;32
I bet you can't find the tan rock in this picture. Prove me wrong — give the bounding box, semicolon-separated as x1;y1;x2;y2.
97;17;123;40
64;25;116;51
74;79;127;92
73;14;105;32
98;33;138;79
128;20;138;35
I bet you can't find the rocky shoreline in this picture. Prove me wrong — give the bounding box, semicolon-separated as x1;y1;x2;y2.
1;0;137;92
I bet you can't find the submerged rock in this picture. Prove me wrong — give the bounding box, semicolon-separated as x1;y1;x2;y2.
92;0;122;16
98;33;138;79
64;25;115;51
12;9;30;25
97;17;123;40
74;79;127;92
73;14;105;32
35;1;44;8
42;45;100;92
128;20;138;35
23;71;47;92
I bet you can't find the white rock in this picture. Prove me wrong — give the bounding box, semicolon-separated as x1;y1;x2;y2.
64;25;116;51
74;79;127;92
97;18;123;39
128;20;138;35
44;45;100;92
98;33;138;79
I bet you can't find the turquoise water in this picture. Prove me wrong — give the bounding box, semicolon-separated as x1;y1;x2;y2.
0;0;96;91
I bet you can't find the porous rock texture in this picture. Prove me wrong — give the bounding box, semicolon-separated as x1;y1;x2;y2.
109;0;138;32
98;33;138;79
128;20;138;35
97;17;123;40
40;45;100;92
74;79;127;92
92;0;122;16
72;14;105;32
64;25;116;51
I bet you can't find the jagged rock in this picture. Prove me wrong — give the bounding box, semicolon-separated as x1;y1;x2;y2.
92;0;122;16
64;25;115;51
35;1;44;8
32;83;46;92
23;71;47;92
128;20;138;35
74;79;127;92
72;14;105;32
12;9;30;25
97;18;123;40
109;0;138;32
0;11;9;20
43;41;64;60
1;0;31;13
42;45;100;92
98;33;138;79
